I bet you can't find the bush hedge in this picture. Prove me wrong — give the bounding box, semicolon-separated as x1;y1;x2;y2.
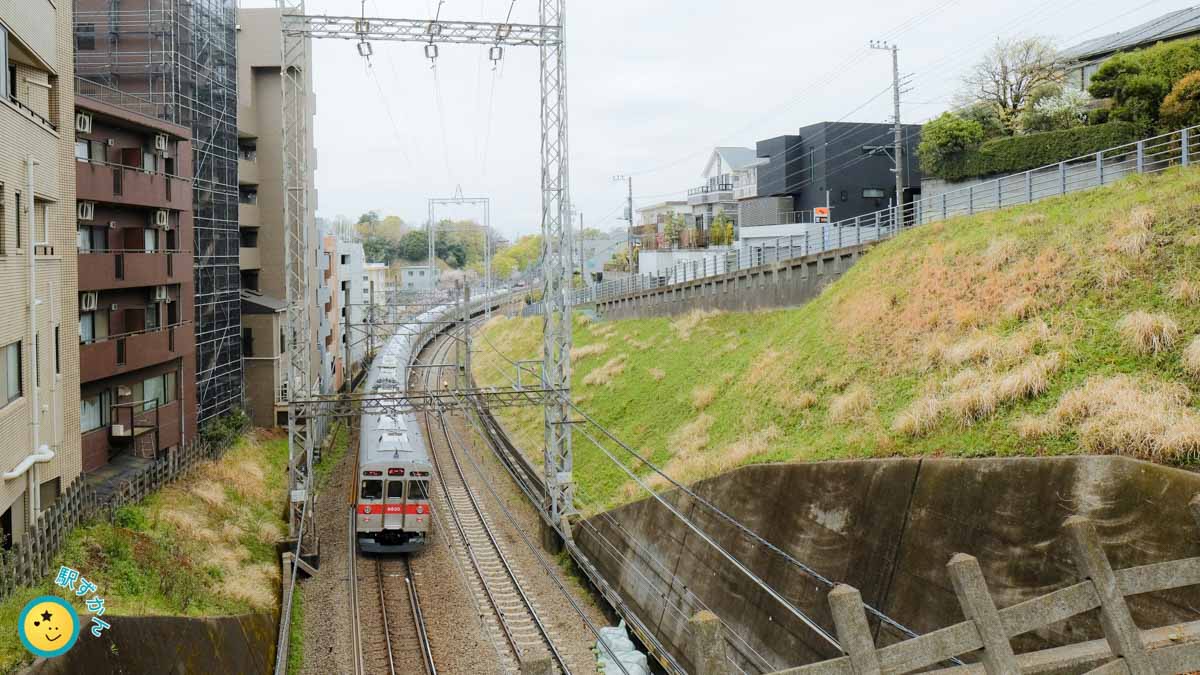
930;121;1143;182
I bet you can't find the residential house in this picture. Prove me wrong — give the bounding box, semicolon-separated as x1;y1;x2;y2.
396;264;434;292
75;86;197;474
319;232;342;395
336;234;368;388
0;3;82;548
1061;6;1200;91
633;201;689;250
687;147;757;232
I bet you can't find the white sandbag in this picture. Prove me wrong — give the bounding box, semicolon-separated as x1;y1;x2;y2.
596;620;649;675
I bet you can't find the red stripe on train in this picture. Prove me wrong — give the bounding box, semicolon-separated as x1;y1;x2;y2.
357;503;429;515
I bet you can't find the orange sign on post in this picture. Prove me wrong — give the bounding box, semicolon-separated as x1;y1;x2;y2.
814;207;830;223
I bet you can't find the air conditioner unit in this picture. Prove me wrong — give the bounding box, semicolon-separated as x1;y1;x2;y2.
154;134;168;151
111;423;127;436
75;112;92;134
80;292;98;312
117;385;131;397
77;201;95;221
154;210;169;227
108;220;118;229
154;285;168;302
106;138;115;147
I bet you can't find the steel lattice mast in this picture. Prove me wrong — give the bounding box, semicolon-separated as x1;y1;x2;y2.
538;0;575;527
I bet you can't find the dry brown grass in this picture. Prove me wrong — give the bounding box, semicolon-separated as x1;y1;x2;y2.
743;349;784;388
1107;206;1155;256
189;480;227;509
582;355;626;386
220;563;278;608
1016;213;1048;226
570;342;608;362
1049;375;1200;460
1003;297;1039;321
671;309;720;340
1117;311;1180;355
892;396;943;437
981;236;1022;272
1096;260;1130;291
647;367;665;381
1171;278;1200;305
667;414;714;456
775;389;818;412
691;385;717;411
652;424;781;490
929;322;1054;370
829;386;874;424
1184;337;1200;379
1014;415;1060;439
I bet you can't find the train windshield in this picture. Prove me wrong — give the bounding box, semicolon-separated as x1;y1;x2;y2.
360;480;382;500
408;480;430;500
387;481;404;498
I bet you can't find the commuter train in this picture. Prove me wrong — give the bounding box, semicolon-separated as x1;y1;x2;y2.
354;292;507;554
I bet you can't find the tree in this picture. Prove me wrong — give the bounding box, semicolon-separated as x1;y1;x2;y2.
397;230;429;262
917;112;986;175
711;214;732;245
377;215;409;240
492;234;542;279
1017;87;1091;134
1160;70;1200;128
356;210;381;237
962;37;1062;134
1090;39;1200;128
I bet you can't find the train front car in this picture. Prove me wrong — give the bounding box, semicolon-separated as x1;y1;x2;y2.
355;323;437;555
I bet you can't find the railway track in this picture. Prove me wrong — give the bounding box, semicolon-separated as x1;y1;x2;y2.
350;511;436;675
417;331;571;675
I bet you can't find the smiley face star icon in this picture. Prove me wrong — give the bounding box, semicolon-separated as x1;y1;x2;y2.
18;596;80;658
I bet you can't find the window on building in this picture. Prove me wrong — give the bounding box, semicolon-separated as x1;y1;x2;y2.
1;341;21;408
80;390;111;432
14;192;21;249
0;183;6;255
340;254;349;265
142;375;163;411
242;327;253;357
142;149;155;173
79;311;109;344
77;226;105;252
144;228;158;252
239;188;257;205
240;228;258;247
75;141;90;161
145;303;159;331
75;24;96;51
0;24;8;99
863;188;887;199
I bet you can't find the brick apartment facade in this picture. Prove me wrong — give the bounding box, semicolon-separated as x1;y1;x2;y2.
0;2;83;549
74;90;197;473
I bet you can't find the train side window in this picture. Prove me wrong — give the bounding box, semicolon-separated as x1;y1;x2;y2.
409;480;429;500
387;481;404;499
360;480;382;500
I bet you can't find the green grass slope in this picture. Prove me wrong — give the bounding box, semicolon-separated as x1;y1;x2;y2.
474;168;1200;513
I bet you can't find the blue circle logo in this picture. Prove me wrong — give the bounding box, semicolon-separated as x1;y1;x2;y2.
18;595;80;658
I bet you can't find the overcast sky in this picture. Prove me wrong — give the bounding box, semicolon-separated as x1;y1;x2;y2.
240;0;1190;238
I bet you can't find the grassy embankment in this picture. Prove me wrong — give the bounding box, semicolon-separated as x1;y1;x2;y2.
474;168;1200;514
0;430;295;674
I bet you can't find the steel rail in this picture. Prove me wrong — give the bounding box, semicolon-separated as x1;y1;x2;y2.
374;560;398;675
349;505;366;675
403;556;437;675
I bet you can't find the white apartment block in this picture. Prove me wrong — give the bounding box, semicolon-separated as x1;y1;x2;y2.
0;4;83;548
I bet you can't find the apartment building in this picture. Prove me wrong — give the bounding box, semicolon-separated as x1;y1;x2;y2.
75;86;197;473
336;234;368;387
74;0;242;425
0;3;82;548
318;232;342;396
236;8;319;428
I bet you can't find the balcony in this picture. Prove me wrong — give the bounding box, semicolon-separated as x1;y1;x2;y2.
239;157;259;185
734;182;758;200
687;180;735;206
80;324;194;384
79;250;189;292
239;202;261;227
76;161;190;211
240;246;261;270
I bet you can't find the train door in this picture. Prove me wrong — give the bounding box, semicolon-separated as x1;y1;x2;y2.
404;478;430;531
384;478;406;531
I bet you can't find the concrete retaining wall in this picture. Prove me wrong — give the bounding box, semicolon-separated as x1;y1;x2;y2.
595;243;868;320
574;456;1200;672
23;612;277;674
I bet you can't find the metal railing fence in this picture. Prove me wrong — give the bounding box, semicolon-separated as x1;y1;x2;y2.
577;124;1200;307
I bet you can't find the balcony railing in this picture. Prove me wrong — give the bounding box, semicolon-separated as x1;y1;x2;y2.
75;77;168;121
687;182;734;197
80;323;194;383
78;249;189;290
5;94;56;132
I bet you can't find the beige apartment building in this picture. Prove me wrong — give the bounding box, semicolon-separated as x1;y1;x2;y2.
0;2;83;548
236;8;320;428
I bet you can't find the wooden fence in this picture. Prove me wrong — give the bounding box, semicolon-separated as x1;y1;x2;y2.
776;496;1200;675
0;429;242;601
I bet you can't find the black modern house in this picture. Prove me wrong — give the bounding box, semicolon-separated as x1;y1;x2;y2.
739;121;923;226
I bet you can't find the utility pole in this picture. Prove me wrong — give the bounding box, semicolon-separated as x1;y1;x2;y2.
613;175;633;273
870;40;903;224
578;212;585;285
